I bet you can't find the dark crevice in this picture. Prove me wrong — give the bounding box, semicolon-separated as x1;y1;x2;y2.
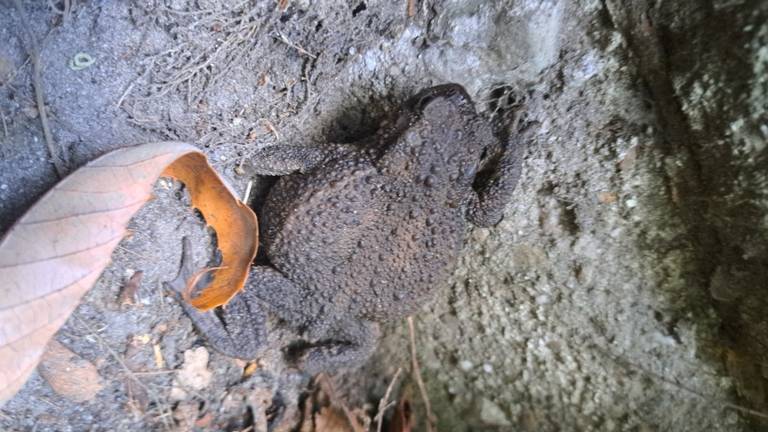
351;1;366;17
605;0;768;425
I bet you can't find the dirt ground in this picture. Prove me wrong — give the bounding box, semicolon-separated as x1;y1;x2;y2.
1;0;767;431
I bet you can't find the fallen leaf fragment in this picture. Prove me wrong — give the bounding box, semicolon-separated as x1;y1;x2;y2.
297;375;368;432
242;361;259;378
262;119;280;139
0;142;258;406
133;334;151;345
257;72;269;87
597;191;618;204
153;343;165;369
387;398;414;432
315;406;356;432
195;412;214;428
173;399;200;432
619;145;638;172
119;270;143;306
37;340;103;402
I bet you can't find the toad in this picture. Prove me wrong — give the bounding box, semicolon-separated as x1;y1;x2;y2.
167;84;522;373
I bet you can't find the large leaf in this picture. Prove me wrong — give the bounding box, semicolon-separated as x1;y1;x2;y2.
0;142;258;405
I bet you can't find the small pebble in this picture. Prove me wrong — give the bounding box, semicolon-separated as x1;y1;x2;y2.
473;228;490;242
459;360;474;371
0;184;7;190
479;398;511;426
483;363;494;373
625;198;637;208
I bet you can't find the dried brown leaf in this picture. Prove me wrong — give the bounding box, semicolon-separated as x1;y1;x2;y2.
0;142;258;405
195;412;214;428
298;376;368;432
387;398;413;432
119;270;143;305
315;406;356;432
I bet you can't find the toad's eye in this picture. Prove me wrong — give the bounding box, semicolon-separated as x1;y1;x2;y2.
416;94;437;111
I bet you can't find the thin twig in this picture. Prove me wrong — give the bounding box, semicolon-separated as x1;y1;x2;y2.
406;0;416;17
0;110;7;137
116;81;135;109
116;244;153;261
0;57;31;94
376;368;403;432
73;317;149;391
407;316;436;432
11;0;66;178
275;30;316;58
37;396;61;409
242;180;253;203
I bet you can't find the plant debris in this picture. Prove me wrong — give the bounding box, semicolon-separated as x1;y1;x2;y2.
118;270;143;306
37;340;104;402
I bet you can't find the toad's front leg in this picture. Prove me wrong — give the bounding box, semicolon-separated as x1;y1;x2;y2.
467;132;524;227
165;237;268;359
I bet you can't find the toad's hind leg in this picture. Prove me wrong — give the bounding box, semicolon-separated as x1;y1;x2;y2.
246;265;322;329
165;237;267;359
296;320;381;375
467;132;524;227
249;268;380;373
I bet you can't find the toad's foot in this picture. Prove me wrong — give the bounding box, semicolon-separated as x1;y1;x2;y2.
285;320;380;375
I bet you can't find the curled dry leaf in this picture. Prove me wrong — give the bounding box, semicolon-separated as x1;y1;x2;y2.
0;142;258;405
